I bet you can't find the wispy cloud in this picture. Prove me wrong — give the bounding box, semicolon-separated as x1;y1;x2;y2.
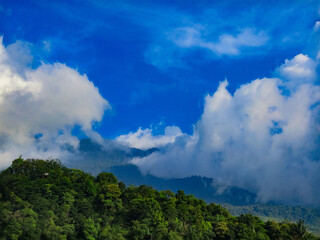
139;1;318;70
169;27;268;56
20;0;319;71
314;21;320;32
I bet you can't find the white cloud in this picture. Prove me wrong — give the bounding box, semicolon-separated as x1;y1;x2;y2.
169;26;203;48
116;126;182;150
145;27;269;70
314;21;320;31
0;37;110;168
130;53;320;206
276;54;317;88
169;27;268;56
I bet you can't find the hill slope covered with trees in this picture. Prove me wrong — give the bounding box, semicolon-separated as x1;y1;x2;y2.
0;158;318;240
224;204;320;235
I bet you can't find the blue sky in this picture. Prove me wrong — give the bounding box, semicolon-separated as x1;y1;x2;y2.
1;0;318;138
1;0;320;205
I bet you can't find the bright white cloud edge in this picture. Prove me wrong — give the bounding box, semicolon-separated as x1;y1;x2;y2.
116;126;183;150
0;37;110;168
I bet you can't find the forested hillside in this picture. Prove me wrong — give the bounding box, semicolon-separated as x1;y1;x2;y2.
66;138;257;206
224;204;320;235
0;158;318;240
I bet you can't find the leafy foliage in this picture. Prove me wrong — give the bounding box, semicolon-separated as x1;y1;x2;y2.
0;158;318;239
224;204;320;235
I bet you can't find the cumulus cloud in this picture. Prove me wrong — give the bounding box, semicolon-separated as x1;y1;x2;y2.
130;54;320;206
116;126;182;150
0;37;110;168
276;54;317;88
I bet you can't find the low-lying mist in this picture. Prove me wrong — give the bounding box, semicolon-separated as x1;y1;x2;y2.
122;54;320;206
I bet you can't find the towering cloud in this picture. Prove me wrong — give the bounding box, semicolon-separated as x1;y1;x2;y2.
0;37;110;168
130;54;320;206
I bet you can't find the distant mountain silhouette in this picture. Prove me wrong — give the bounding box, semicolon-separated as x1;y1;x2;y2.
65;138;158;174
63;138;320;234
107;164;257;205
65;138;257;206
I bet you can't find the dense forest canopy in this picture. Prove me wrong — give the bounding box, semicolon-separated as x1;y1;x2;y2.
0;158;318;240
